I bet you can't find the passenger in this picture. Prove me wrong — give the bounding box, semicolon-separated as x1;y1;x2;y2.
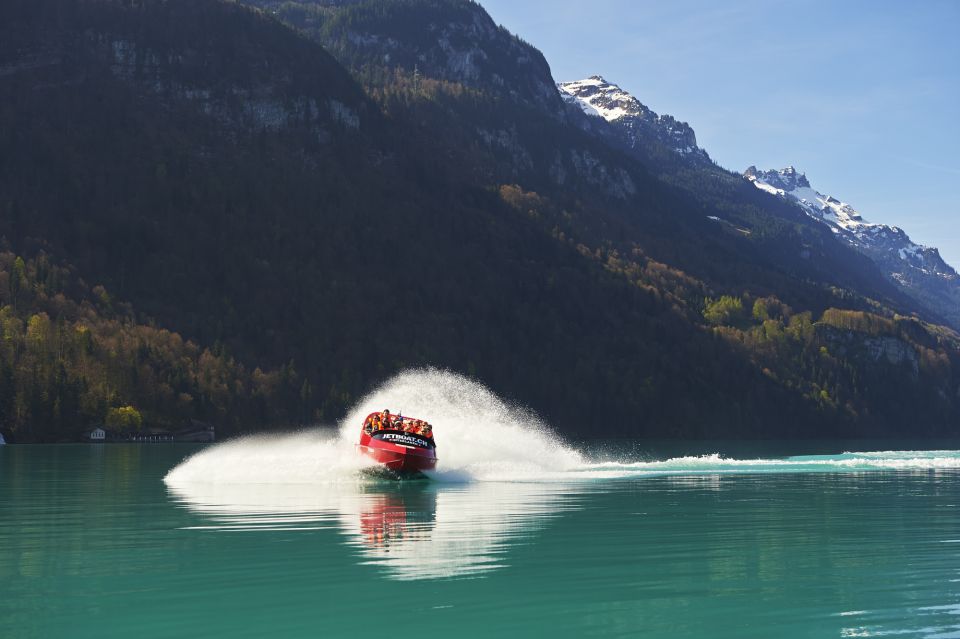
422;424;433;439
404;420;415;433
381;409;392;429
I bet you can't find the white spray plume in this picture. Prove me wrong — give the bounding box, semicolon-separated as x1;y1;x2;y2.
166;368;583;484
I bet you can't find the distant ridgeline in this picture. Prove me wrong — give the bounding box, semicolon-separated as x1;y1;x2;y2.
744;166;960;331
0;0;958;442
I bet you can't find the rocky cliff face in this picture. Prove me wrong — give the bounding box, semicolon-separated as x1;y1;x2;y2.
272;0;565;115
107;37;361;134
9;0;373;141
745;166;960;328
819;323;923;378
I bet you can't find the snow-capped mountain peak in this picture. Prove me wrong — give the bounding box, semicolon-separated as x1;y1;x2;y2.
557;76;706;159
744;166;958;301
745;165;810;191
558;75;649;122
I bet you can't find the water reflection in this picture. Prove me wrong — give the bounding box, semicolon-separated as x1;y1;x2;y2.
353;487;437;550
166;479;583;580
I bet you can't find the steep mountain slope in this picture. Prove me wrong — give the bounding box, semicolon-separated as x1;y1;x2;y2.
2;0;959;440
745;166;960;329
249;0;564;113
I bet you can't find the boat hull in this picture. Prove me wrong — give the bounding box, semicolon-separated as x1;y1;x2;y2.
357;435;437;475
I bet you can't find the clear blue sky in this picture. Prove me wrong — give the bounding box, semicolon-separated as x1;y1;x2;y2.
479;0;960;268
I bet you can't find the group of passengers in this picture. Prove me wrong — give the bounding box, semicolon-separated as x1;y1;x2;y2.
365;409;433;438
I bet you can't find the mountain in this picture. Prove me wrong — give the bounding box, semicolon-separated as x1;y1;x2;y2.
745;166;960;329
558;75;709;163
1;0;959;442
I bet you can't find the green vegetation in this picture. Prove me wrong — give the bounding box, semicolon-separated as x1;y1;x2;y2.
105;406;143;433
704;296;746;327
0;252;305;442
495;185;960;435
703;297;958;430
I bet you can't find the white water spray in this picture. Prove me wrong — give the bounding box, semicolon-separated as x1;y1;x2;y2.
340;368;584;480
165;369;583;485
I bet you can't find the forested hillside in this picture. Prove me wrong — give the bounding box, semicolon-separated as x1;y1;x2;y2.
0;252;307;442
1;0;957;442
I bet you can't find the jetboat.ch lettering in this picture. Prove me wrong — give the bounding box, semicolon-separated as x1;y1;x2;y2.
380;433;431;448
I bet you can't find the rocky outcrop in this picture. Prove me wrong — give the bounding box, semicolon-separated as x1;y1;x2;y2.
820;327;920;378
103;32;365;135
864;336;920;373
306;0;565;115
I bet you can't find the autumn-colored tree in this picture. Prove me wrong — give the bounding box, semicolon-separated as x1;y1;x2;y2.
106;405;143;433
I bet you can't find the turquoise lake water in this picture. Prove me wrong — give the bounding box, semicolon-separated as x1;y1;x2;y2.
4;441;960;639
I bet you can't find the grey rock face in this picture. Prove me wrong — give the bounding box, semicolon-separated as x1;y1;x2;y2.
865;336;920;374
326;1;564;115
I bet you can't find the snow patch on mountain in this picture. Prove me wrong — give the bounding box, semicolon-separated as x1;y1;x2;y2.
558;76;643;122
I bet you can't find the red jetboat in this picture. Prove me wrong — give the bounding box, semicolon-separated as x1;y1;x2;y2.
357;412;437;475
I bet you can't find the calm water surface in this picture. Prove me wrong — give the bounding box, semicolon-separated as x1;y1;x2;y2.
3;443;960;638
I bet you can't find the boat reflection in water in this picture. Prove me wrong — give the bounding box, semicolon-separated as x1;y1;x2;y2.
166;479;583;580
353;485;435;550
